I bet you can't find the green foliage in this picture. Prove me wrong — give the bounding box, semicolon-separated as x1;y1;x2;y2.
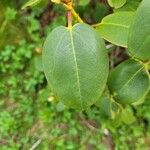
4;7;17;20
96;11;134;47
96;95;112;119
43;23;109;110
107;0;127;8
108;59;149;105
0;0;150;149
78;0;90;6
22;0;42;9
128;0;150;61
115;0;142;12
121;107;135;124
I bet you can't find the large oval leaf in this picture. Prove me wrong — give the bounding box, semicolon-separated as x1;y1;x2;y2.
128;0;150;61
43;23;109;110
108;59;150;105
96;12;134;47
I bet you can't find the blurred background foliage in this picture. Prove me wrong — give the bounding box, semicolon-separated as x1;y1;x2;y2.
0;0;150;149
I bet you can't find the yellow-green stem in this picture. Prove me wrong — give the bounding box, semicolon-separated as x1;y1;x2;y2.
63;3;83;23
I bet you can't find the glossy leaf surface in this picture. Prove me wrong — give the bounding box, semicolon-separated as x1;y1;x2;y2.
108;59;150;105
128;0;150;61
96;12;134;47
43;23;109;110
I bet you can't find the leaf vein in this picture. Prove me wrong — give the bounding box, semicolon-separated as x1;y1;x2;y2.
69;30;83;110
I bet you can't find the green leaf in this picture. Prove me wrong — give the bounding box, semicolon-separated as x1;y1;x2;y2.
96;12;134;47
5;7;17;21
96;95;120;119
111;113;122;127
132;97;145;106
22;0;42;10
79;0;90;6
128;0;150;61
95;95;112;119
74;0;90;6
43;23;109;110
121;107;135;124
108;59;150;105
108;0;127;8
56;102;66;112
115;0;142;12
34;55;43;72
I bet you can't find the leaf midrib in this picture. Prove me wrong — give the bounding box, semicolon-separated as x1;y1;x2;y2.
69;30;83;109
117;64;144;94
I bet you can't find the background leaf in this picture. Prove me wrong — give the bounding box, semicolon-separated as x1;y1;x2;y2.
107;0;127;8
128;0;150;61
121;107;136;124
34;54;44;72
78;0;90;6
96;12;134;47
108;59;150;105
95;95;112;119
115;0;142;12
22;0;42;9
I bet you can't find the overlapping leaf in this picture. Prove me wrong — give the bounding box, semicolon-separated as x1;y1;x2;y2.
108;59;150;105
128;0;150;61
96;12;134;47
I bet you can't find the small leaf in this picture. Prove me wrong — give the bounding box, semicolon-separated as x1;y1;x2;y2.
108;59;150;105
111;113;122;127
121;107;135;124
128;0;150;61
115;0;142;12
96;12;134;47
108;0;127;8
56;102;66;112
96;95;112;119
34;55;43;72
79;0;90;6
22;0;42;10
5;7;17;20
96;95;120;119
43;23;109;110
